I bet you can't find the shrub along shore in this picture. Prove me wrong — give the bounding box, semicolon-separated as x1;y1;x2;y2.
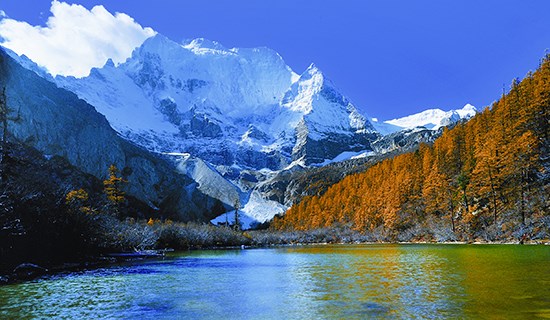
2;213;548;285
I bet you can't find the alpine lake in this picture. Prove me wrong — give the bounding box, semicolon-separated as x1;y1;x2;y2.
1;244;549;319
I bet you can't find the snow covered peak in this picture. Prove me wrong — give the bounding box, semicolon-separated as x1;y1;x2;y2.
276;63;376;140
134;34;180;56
51;29;380;175
387;108;449;128
301;63;326;88
304;63;322;76
181;38;231;55
456;103;477;118
280;64;326;113
375;104;478;135
280;63;353;114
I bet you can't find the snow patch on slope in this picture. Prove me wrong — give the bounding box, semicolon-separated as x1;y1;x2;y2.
210;210;255;230
314;150;376;167
210;191;287;229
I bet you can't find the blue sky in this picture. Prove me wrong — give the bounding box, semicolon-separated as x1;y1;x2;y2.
1;0;550;120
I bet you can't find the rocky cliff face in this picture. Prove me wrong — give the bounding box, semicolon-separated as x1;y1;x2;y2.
255;129;441;209
371;128;440;154
0;48;217;222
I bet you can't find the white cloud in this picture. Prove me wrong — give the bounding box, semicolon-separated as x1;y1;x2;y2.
0;1;156;77
0;10;6;18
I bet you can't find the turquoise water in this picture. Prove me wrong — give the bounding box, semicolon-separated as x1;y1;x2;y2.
1;244;549;319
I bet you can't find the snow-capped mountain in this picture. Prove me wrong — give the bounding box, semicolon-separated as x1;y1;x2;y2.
372;104;477;135
56;34;377;170
46;34;379;227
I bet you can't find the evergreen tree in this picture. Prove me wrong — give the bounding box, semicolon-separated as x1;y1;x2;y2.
233;198;241;231
103;164;127;216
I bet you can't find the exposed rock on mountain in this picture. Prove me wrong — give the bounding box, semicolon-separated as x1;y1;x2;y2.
0;48;218;222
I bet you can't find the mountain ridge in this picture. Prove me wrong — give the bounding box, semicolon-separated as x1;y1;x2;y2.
372;104;477;135
54;33;379;169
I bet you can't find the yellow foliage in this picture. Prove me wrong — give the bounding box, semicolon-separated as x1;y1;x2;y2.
103;164;126;205
65;189;88;204
80;206;95;215
65;189;94;214
276;55;549;233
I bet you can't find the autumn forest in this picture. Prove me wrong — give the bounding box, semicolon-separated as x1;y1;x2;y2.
273;55;550;242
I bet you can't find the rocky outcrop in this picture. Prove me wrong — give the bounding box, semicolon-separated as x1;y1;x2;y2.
13;263;48;280
292;129;379;165
257;127;442;208
372;128;439;154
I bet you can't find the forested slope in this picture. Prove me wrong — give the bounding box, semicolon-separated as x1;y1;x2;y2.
273;56;550;242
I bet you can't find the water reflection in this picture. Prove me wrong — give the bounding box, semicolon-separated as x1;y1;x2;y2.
0;245;549;319
283;245;468;319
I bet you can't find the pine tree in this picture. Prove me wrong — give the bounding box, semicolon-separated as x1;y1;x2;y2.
103;164;127;216
233;198;241;231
